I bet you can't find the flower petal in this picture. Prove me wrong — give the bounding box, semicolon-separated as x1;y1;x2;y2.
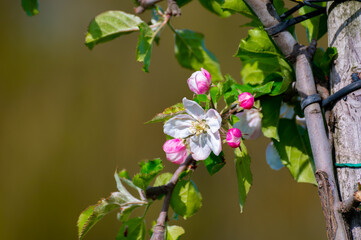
234;109;262;140
190;134;211;160
205;109;222;133
163;114;194;138
182;98;205;121
187;72;199;94
206;131;222;156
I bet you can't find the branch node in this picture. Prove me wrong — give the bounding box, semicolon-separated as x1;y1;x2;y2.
338;191;361;213
165;0;181;16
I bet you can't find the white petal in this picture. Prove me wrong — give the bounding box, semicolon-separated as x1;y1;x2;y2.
205;109;222;133
234;109;262;140
206;131;222;156
163;114;193;138
266;142;284;170
190;134;211;160
182;98;205;121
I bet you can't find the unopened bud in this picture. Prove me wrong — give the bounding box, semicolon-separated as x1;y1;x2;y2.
238;92;254;109
187;68;211;95
163;139;188;164
226;128;242;148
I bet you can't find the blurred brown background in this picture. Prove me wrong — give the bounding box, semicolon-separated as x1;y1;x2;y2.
0;1;327;239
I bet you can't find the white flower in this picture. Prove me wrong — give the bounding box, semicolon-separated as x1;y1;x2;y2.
163;98;222;160
234;109;263;140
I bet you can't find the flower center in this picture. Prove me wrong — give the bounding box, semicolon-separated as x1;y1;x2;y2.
190;120;209;136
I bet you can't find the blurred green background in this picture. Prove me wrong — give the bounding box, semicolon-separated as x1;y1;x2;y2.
0;1;326;239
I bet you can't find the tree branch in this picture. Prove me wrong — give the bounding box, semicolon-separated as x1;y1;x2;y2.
150;155;194;240
134;0;181;16
243;0;349;239
339;191;361;214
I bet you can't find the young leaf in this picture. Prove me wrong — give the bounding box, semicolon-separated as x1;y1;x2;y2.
272;119;317;185
22;0;39;16
133;159;164;190
252;81;274;97
166;225;185;240
204;151;225;176
170;180;202;219
146;103;185;124
234;142;252;212
222;0;261;25
77;191;147;239
174;29;223;82
152;172;173;199
85;11;144;49
260;96;282;141
116;217;146;240
319;47;337;76
154;172;173;186
235;28;294;94
198;0;232;17
115;170;145;200
136;23;156;72
299;3;327;43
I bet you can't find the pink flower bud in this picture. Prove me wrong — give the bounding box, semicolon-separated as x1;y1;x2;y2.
238;92;254;109
187;68;212;95
226;128;242;148
163;139;188;164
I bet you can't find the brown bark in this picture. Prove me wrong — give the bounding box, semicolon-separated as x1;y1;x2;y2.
328;1;361;238
243;0;349;238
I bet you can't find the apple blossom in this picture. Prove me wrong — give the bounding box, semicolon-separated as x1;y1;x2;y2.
226;128;242;148
234;109;262;140
187;68;212;95
163;98;222;160
163;139;188;164
238;92;254;109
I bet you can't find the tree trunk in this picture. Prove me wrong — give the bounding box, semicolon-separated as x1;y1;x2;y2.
328;1;361;238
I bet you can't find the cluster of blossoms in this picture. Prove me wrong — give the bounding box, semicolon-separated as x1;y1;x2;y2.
162;68;260;165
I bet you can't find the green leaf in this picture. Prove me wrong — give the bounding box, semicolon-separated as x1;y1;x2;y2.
115;170;144;197
154;173;173;186
222;0;261;25
133;159;164;190
261;96;282;141
170;180;202;219
146;103;185;124
116;217;146;240
234;142;252;212
77;189;147;239
204;151;225;175
235;28;293;93
194;94;209;104
252;81;274;97
85;11;144;49
174;29;223;82
272;119;317;185
152;172;173;199
198;0;232;17
22;0;39;16
299;3;327;43
320;47;337;76
136;23;156;72
166;225;185;240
